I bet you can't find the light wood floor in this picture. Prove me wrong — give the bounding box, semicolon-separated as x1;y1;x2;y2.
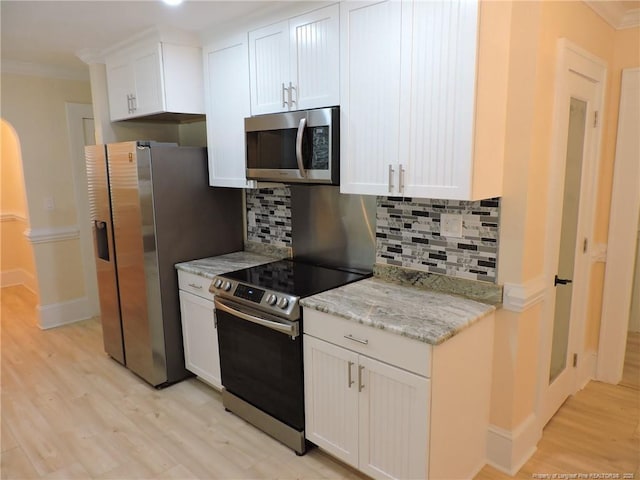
1;285;638;479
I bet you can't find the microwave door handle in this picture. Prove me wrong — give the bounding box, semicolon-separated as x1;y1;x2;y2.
295;117;307;178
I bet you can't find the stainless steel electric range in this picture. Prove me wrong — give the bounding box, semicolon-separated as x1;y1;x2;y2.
210;259;369;455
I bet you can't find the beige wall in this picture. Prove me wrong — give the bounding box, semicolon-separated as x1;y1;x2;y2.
1;73;92;305
0;119;38;293
491;1;638;431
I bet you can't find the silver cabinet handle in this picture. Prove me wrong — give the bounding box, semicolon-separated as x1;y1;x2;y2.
344;334;368;345
282;82;289;108
295;117;307;178
289;81;296;107
131;95;137;112
358;365;365;392
399;165;405;194
214;298;298;339
127;94;132;114
188;283;202;290
388;164;395;193
348;361;354;388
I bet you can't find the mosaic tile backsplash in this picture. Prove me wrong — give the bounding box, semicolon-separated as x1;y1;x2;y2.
245;187;500;283
376;197;500;283
246;187;292;247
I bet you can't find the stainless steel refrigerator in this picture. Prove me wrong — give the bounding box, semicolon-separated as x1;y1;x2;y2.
85;141;243;387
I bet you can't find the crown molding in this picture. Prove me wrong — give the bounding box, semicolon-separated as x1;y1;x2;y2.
0;59;89;81
585;1;640;29
76;48;105;65
620;8;640;29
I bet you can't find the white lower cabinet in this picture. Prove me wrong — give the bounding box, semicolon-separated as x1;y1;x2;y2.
305;335;429;480
178;272;221;389
304;308;495;480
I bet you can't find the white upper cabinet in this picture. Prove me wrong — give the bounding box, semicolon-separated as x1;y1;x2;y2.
249;4;339;115
105;32;205;121
204;36;257;189
341;0;505;200
339;0;402;196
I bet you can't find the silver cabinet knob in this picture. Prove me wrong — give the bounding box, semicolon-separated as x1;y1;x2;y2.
277;297;289;309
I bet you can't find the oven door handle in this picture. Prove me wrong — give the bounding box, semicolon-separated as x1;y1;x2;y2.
214;298;299;339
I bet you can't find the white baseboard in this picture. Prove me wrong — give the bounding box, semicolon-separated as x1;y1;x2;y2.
486;414;541;475
37;296;93;330
1;269;37;293
577;351;598;390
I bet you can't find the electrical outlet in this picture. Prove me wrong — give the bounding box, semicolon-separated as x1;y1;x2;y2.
43;196;55;211
247;211;256;227
440;213;463;238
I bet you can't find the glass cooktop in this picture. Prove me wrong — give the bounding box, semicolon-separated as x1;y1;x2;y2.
221;259;370;299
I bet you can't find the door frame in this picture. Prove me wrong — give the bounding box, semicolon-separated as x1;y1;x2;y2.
597;68;640;384
538;39;606;427
65;102;99;317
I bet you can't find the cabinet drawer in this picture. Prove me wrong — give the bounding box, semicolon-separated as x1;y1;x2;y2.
178;271;215;301
303;309;431;377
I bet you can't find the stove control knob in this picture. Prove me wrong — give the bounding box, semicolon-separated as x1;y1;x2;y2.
222;281;232;292
266;294;277;306
213;279;222;289
277;297;289;309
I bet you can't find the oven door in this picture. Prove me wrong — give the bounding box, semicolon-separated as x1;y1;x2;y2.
214;298;305;431
245;107;339;184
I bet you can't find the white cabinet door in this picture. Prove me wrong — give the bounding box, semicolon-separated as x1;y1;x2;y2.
105;38;204;121
290;4;340;110
340;0;481;200
401;0;479;199
339;0;403;196
178;290;221;389
358;356;430;480
205;38;256;188
162;43;205;114
131;45;164;116
106;56;134;121
304;335;359;468
248;21;289;115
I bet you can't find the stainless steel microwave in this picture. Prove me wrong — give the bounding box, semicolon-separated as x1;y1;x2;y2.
245;107;339;184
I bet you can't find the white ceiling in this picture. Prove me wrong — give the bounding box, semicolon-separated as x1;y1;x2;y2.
0;0;289;75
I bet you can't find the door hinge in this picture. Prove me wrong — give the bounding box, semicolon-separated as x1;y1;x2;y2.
593;111;599;128
573;353;578;368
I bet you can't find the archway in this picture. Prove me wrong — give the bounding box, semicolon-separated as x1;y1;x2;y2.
0;119;39;297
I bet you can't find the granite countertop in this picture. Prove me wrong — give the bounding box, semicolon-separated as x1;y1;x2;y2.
300;278;496;346
175;251;277;279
